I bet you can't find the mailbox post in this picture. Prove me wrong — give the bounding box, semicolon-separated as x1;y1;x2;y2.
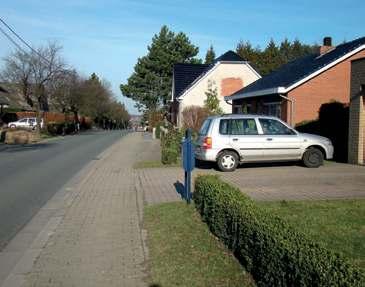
182;128;195;204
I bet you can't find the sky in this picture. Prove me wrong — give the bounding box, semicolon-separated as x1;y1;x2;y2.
0;0;364;115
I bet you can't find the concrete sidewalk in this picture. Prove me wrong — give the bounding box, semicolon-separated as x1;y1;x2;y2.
1;133;151;287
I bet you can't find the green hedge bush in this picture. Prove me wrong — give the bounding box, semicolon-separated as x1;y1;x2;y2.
161;128;183;164
194;175;364;287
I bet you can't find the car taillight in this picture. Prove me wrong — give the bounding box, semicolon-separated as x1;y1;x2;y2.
202;137;212;149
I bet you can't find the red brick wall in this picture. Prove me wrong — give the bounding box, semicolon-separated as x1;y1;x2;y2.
221;78;243;97
287;49;365;125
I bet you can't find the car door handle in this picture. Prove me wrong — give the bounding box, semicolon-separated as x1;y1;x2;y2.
232;138;238;141
266;138;273;141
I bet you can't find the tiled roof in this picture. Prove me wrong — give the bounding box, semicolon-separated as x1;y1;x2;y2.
214;50;245;62
230;36;365;97
173;51;247;100
173;63;210;100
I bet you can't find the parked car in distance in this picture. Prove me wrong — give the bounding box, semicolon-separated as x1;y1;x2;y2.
8;117;44;130
195;114;334;172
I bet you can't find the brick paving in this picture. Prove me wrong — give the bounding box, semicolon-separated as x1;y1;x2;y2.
4;132;365;287
138;162;365;204
23;133;148;287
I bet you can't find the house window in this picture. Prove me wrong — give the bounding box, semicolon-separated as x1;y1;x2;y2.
233;105;243;114
263;102;281;118
243;104;252;114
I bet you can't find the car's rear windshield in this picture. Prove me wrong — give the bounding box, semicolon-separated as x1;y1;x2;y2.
199;119;211;136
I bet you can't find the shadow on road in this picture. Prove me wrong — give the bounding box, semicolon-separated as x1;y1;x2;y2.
0;142;55;153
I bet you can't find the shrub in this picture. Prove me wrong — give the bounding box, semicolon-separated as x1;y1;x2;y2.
161;127;183;164
182;105;209;132
155;122;162;139
194;175;364;287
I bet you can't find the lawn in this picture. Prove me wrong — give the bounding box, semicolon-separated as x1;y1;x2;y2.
144;202;254;287
258;199;365;269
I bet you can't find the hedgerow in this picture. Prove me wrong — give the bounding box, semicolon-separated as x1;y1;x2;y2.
194;175;364;287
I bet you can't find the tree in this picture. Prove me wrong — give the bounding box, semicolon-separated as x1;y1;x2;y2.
50;69;85;122
261;39;281;75
236;38;318;76
204;45;216;64
1;42;66;130
120;25;200;112
236;40;261;65
204;80;222;115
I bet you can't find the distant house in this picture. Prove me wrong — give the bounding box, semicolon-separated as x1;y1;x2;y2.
227;37;365;126
170;51;261;127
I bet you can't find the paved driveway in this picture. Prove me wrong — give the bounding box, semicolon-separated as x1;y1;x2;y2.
138;162;365;203
217;162;365;201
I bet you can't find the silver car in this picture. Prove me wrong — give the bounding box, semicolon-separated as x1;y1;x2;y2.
195;114;334;172
8;117;44;129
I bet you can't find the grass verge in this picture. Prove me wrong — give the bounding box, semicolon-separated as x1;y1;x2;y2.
144;202;254;287
133;160;180;169
258;199;365;269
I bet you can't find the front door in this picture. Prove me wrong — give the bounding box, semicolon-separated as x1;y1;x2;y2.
228;118;266;162
258;118;302;160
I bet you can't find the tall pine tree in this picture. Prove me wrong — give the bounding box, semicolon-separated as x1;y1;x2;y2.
120;26;200;111
204;45;216;64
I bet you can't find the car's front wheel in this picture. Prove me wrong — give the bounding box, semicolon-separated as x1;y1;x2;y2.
217;151;239;172
302;147;324;168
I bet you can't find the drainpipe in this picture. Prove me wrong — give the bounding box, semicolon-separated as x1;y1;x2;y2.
279;94;295;127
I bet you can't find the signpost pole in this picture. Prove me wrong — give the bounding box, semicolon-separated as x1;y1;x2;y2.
182;128;194;204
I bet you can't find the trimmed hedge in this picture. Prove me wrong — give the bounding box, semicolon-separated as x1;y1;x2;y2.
194;175;364;287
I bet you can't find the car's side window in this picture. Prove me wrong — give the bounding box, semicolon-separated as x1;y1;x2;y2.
219;119;230;135
259;118;295;135
20;119;27;123
231;119;258;135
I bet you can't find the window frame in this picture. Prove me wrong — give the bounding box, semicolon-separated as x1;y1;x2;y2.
258;118;297;136
219;118;259;136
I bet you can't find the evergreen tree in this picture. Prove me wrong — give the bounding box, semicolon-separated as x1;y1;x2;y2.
204;45;216;64
261;39;281;75
236;38;317;76
236;40;260;65
120;25;200;111
279;38;292;65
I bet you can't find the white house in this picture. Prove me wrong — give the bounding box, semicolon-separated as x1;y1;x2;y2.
170;51;261;127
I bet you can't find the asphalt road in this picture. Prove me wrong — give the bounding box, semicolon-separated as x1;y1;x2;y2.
0;130;125;250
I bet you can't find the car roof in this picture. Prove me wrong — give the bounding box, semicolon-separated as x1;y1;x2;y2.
206;114;280;120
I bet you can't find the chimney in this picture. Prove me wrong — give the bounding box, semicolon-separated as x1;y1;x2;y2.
319;37;334;55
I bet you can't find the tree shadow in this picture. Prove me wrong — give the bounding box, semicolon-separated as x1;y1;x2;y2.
296;101;349;162
1;142;55;153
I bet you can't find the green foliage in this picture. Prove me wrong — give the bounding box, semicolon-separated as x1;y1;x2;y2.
145;202;254;287
155;122;162;139
194;175;364;287
204;45;216;64
161;127;183;164
204;80;222;115
120;25;201;111
236;38;318;76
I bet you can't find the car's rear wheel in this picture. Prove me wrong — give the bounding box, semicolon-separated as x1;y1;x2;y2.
217;151;239;172
302;147;324;168
9;124;16;129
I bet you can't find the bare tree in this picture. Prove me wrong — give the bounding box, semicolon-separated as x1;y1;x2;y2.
1;50;34;107
1;42;66;131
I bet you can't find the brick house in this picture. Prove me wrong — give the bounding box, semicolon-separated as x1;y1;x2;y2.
348;58;365;164
170;51;260;127
226;37;365;127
